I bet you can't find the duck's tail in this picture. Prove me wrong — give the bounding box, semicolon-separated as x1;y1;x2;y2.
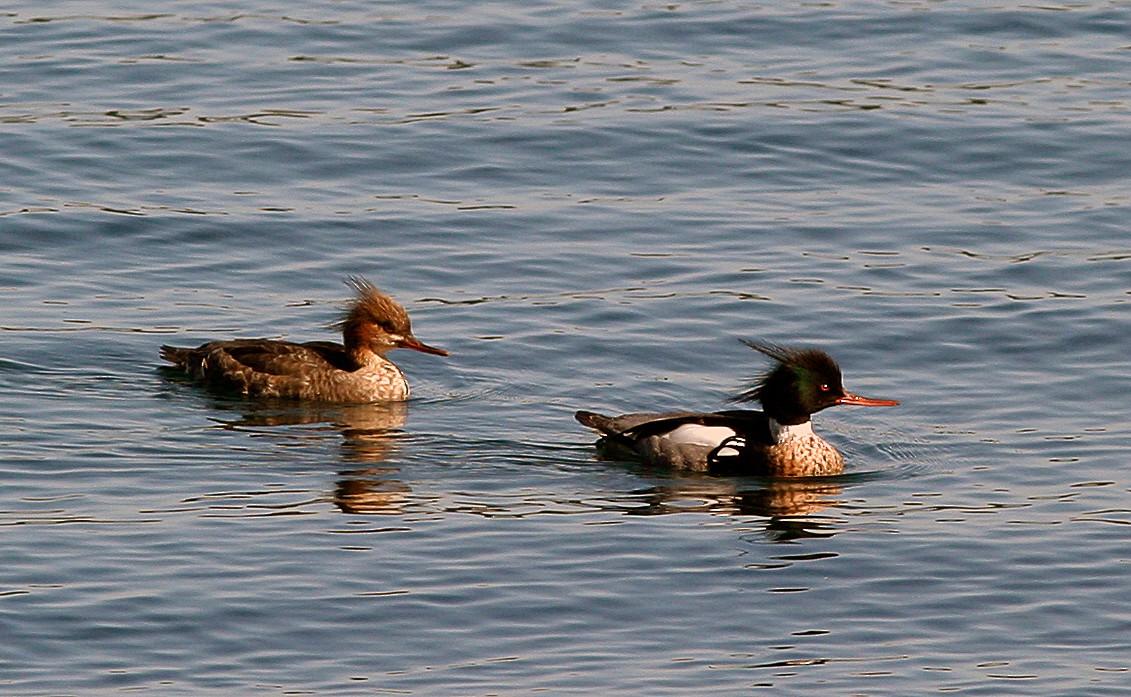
159;345;191;366
575;410;615;434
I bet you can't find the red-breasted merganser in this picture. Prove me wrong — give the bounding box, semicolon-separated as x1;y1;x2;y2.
575;341;899;477
160;277;448;403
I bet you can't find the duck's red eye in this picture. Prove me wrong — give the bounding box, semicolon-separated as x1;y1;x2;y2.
819;383;830;392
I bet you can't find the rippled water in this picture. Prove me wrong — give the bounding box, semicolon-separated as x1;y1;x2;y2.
3;1;1131;694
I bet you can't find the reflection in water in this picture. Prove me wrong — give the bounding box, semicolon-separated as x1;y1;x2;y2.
621;476;844;540
760;515;841;543
625;474;841;517
215;400;407;436
333;468;412;515
210;399;415;514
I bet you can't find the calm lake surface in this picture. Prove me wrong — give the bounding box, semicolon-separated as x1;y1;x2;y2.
3;1;1130;694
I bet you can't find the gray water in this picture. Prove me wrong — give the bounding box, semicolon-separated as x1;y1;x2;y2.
3;1;1130;694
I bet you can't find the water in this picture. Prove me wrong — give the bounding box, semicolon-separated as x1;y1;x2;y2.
3;1;1131;694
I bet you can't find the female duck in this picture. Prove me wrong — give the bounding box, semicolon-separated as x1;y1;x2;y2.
161;277;447;403
575;341;898;477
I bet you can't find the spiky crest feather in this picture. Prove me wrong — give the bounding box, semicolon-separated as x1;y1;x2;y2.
732;340;844;413
331;276;413;338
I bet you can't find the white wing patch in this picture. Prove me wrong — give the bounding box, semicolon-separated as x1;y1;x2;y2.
661;424;737;448
713;437;745;458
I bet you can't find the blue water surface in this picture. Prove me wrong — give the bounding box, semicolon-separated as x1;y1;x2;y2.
2;1;1130;694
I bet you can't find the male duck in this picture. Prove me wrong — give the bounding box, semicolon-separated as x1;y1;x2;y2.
575;341;898;477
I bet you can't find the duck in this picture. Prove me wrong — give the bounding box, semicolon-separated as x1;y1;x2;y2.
575;341;898;477
160;277;447;403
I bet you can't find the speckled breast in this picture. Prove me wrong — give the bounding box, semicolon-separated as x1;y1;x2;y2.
762;435;845;477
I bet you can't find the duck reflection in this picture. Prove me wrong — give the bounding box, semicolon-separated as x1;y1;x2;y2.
210;399;414;514
332;468;412;515
614;470;844;539
626;475;840;517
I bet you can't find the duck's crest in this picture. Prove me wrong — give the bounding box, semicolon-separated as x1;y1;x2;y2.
732;339;841;404
332;276;411;334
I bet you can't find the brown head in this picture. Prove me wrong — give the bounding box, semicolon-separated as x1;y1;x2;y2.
335;277;449;358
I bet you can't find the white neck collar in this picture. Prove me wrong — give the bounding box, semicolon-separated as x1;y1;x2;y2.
768;418;814;443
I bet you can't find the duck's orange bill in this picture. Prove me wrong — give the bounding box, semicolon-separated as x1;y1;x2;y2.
835;392;900;407
400;337;450;357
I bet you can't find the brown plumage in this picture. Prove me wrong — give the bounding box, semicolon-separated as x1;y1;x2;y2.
160;277;448;403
